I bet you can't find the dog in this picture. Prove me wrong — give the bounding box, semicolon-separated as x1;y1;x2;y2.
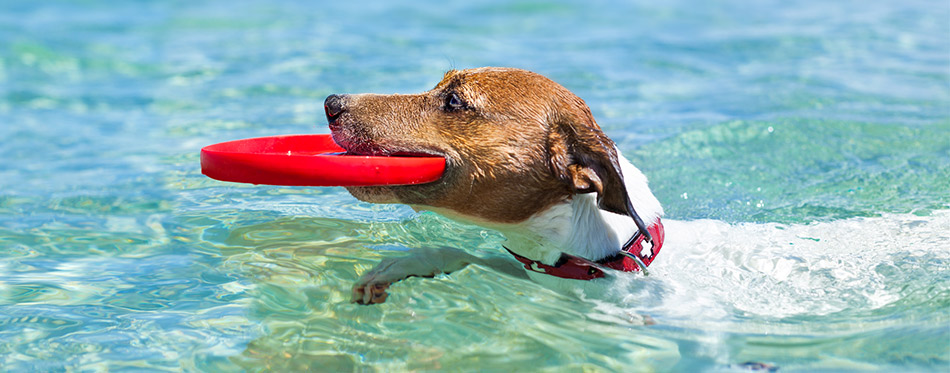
324;67;664;304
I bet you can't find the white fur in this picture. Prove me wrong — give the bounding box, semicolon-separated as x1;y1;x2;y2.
455;150;663;265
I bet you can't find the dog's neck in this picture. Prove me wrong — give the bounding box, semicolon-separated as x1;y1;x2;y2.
498;154;662;264
423;153;663;265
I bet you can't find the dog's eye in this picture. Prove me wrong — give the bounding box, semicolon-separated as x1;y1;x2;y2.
446;93;464;110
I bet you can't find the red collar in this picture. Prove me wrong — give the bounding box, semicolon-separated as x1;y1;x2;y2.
506;218;664;281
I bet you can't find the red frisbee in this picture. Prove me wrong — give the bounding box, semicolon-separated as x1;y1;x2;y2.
200;134;445;186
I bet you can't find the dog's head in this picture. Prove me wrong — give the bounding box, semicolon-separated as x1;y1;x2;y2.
325;67;638;224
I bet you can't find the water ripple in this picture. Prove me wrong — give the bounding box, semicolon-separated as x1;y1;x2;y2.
1;0;948;370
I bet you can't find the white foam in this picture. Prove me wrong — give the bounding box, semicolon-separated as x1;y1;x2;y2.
590;210;950;322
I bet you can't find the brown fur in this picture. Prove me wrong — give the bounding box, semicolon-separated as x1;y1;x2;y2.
326;67;632;224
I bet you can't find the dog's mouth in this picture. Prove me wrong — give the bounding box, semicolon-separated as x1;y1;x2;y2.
343;144;441;158
329;130;445;159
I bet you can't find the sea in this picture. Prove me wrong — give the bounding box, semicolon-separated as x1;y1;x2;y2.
1;0;948;371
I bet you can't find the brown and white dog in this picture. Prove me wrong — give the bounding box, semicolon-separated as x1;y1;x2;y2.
324;67;664;304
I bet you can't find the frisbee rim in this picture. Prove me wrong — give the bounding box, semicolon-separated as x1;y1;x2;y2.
200;134;446;186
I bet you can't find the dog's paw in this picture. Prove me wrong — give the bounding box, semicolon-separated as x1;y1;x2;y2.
352;281;391;305
350;256;428;305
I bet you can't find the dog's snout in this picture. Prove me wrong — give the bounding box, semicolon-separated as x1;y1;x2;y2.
324;94;346;121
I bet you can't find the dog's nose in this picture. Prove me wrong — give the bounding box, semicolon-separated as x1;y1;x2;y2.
324;94;346;121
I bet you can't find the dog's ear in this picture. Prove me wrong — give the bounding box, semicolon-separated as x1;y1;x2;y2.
547;97;634;218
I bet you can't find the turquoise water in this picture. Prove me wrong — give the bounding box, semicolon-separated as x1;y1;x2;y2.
2;0;948;371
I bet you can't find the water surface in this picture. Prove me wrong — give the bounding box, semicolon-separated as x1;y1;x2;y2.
1;0;948;371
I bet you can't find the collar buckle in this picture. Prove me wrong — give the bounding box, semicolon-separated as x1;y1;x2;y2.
619;251;650;276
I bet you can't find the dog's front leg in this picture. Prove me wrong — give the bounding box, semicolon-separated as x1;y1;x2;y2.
351;247;527;304
351;247;466;305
